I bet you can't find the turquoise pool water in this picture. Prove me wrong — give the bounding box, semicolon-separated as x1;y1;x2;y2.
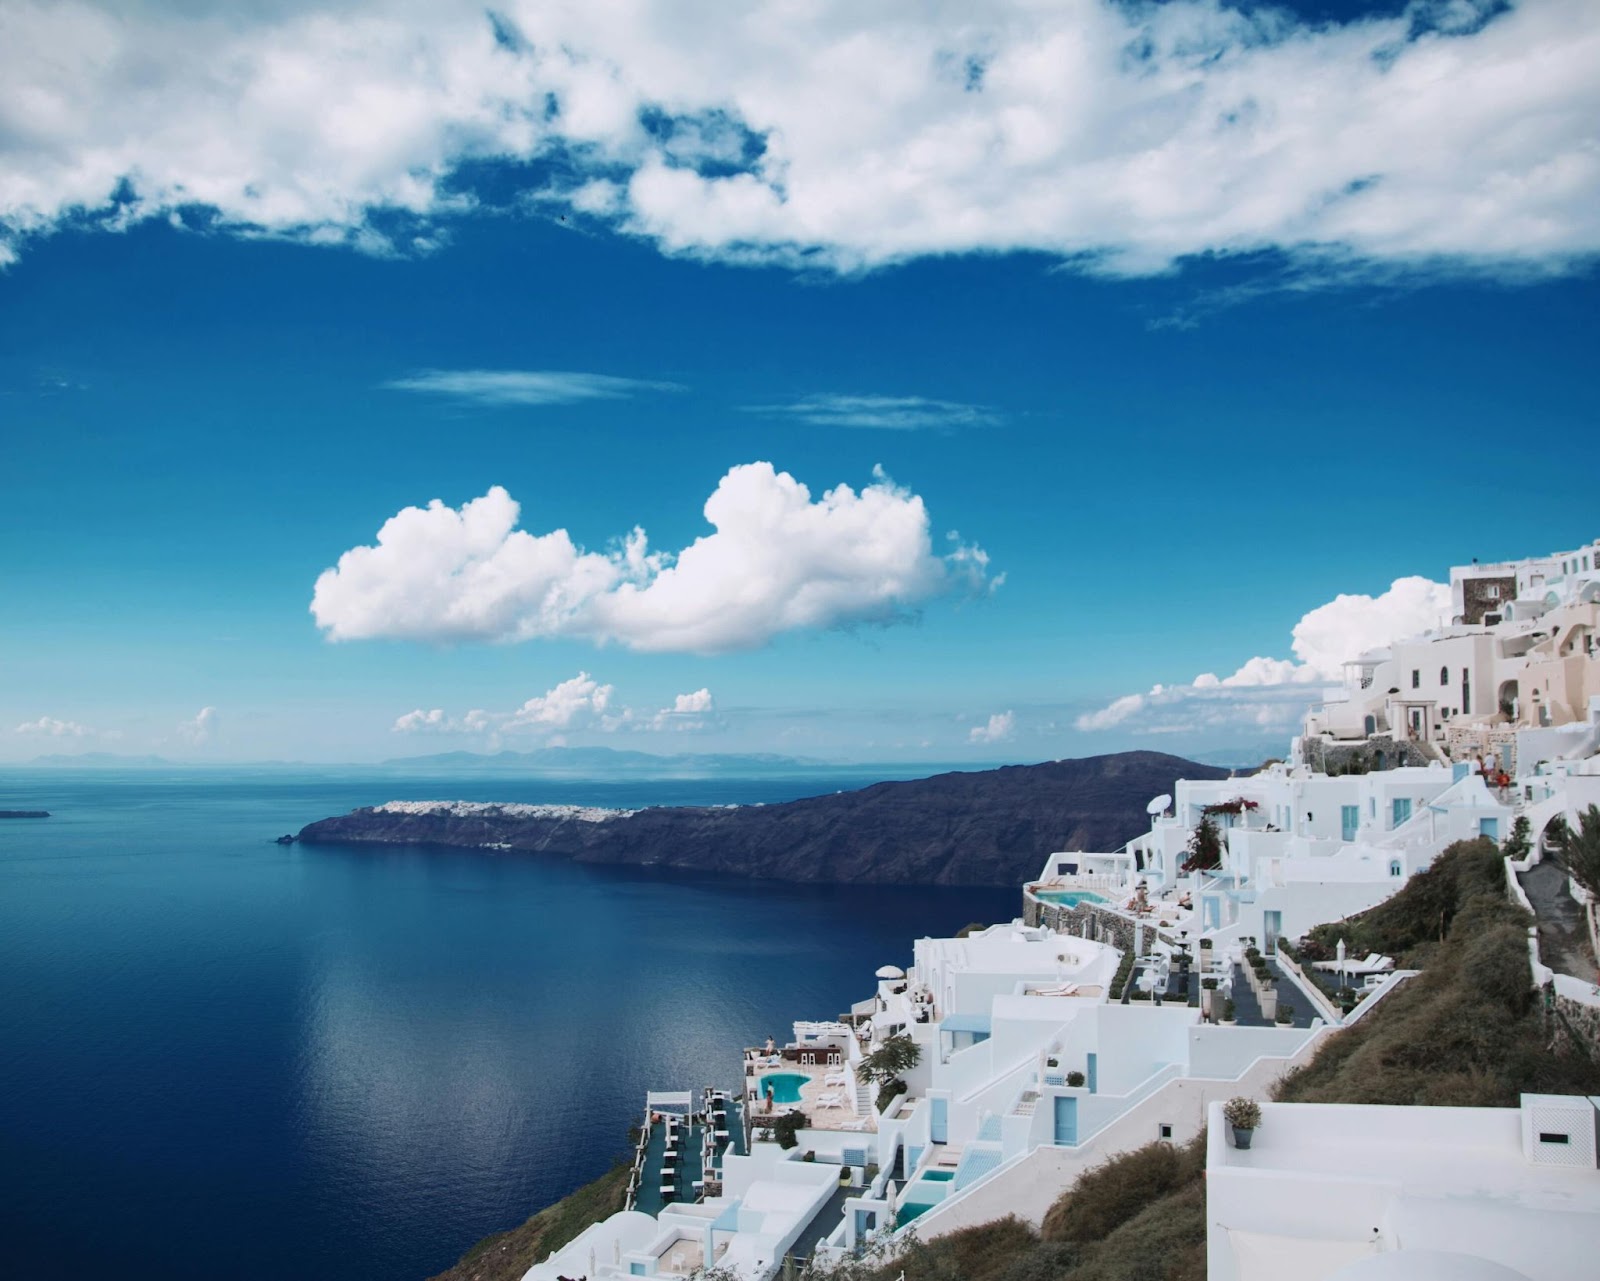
758;1072;810;1105
1033;889;1106;907
895;1170;956;1227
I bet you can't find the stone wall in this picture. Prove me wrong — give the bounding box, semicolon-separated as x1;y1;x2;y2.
1462;575;1516;625
1302;735;1429;773
1024;895;1146;955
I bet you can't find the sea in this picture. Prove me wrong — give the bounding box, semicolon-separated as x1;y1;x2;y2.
0;768;1017;1281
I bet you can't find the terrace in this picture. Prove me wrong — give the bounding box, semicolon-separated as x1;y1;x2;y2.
745;1047;876;1135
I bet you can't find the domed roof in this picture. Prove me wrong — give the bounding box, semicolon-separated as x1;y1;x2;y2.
1329;1250;1530;1281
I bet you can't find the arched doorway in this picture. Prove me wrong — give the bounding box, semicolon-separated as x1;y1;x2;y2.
1498;680;1519;721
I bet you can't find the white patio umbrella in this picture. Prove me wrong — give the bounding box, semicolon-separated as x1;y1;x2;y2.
1336;937;1347;988
875;965;906;979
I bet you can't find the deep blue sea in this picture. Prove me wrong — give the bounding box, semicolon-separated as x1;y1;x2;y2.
0;769;1016;1281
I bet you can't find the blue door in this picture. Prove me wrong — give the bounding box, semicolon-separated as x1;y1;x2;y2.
1341;805;1359;841
1053;1096;1077;1145
930;1097;948;1143
1086;1053;1097;1094
1479;817;1500;841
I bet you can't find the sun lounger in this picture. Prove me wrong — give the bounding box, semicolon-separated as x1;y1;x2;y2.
840;1117;870;1131
823;1072;849;1086
815;1093;844;1108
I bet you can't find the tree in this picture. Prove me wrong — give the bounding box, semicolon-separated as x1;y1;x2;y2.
855;1033;921;1087
1503;815;1532;862
1549;804;1600;899
1183;814;1223;872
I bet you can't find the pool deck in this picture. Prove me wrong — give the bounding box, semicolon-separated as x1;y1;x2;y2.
747;1061;876;1134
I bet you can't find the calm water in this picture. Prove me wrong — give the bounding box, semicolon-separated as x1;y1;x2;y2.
0;770;1015;1281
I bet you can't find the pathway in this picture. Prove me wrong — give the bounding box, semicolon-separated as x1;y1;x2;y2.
1519;859;1599;984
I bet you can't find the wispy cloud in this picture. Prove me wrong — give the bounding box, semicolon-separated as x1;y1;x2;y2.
383;369;685;407
750;394;1003;431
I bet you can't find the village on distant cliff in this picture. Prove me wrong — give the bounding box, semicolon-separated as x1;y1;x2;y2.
431;538;1600;1281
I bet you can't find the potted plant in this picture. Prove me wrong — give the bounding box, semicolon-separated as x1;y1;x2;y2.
1223;1097;1261;1149
1065;1070;1086;1088
1275;1004;1294;1025
1220;997;1236;1025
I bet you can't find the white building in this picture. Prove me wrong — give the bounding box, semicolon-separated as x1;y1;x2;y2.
1205;1095;1600;1281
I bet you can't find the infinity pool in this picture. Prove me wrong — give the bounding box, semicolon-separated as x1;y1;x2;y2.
758;1072;810;1105
1033;889;1106;907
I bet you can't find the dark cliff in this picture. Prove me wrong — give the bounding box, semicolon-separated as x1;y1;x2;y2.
297;751;1232;887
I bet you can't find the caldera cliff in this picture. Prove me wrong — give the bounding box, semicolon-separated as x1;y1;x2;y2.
296;751;1232;887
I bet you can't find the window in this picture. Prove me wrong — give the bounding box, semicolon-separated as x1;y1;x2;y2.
1158;1123;1173;1140
1390;860;1403;877
1341;805;1359;841
1485;584;1500;600
1392;797;1412;826
1411;669;1420;688
1440;666;1449;685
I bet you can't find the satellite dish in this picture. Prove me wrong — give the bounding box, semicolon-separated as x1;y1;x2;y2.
1146;794;1172;816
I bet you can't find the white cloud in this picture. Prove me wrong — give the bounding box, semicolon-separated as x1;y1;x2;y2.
15;715;92;737
968;710;1016;744
383;369;684;406
1;2;1596;282
504;672;615;731
393;707;448;733
177;706;218;745
668;688;714;716
1077;575;1451;734
311;461;993;653
391;675;717;739
751;394;1002;431
1074;693;1146;732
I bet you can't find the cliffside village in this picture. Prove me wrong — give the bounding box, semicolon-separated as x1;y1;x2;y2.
530;538;1600;1281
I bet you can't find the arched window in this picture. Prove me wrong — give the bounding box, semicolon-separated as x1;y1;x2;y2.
1440;666;1449;686
1389;860;1403;877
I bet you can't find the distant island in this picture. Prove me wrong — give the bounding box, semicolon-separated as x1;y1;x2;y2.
0;810;50;819
296;751;1231;887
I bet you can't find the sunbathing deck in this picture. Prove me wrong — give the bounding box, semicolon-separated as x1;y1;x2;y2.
633;1113;706;1216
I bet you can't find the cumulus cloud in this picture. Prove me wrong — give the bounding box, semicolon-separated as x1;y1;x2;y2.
392;675;718;740
177;706;218;745
504;672;615;731
751;394;1003;431
1077;575;1451;734
15;715;93;737
393;707;448;733
1;2;1596;282
311;462;993;653
969;710;1016;744
383;369;685;406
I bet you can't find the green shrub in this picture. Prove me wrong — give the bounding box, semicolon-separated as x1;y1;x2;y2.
875;1078;908;1114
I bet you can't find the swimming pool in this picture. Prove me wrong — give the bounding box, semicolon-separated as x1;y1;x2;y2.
1033;889;1106;907
758;1072;810;1105
895;1169;956;1227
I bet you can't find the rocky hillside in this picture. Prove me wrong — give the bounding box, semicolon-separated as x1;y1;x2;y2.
297;751;1231;887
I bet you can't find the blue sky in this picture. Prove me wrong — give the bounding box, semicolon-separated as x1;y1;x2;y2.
2;0;1596;765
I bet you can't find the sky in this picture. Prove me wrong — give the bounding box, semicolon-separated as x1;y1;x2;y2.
2;0;1597;766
